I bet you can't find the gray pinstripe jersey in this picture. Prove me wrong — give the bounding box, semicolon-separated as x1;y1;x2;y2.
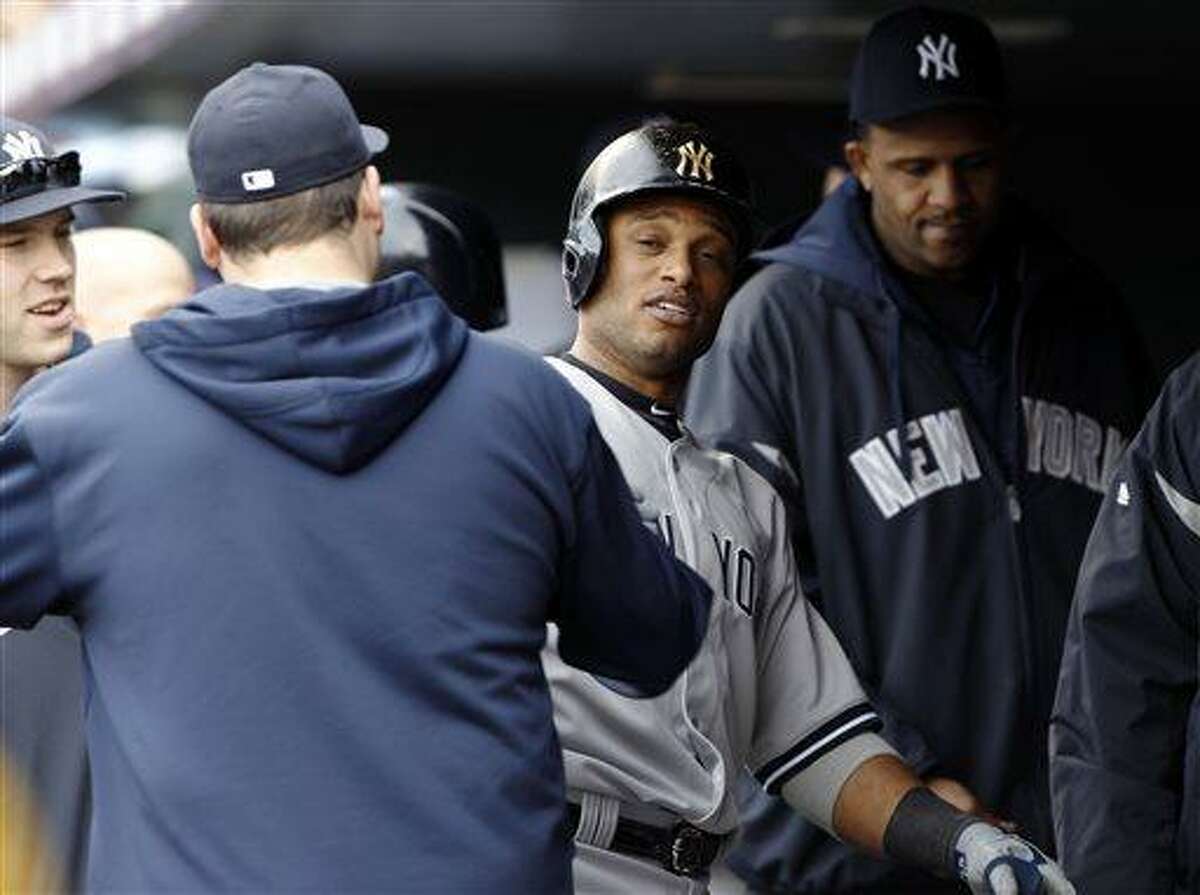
543;358;882;835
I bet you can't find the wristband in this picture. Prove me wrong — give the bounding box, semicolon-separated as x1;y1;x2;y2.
882;786;975;877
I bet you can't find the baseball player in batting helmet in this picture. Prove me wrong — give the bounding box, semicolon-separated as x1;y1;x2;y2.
541;118;1075;895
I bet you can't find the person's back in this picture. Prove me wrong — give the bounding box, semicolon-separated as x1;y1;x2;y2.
0;63;712;892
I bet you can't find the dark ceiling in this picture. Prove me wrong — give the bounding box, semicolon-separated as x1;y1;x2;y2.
132;1;1198;107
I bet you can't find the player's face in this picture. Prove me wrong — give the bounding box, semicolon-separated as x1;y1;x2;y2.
847;109;1004;279
1;209;77;378
581;195;736;395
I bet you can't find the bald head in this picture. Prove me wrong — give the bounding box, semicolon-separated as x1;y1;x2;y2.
73;228;195;342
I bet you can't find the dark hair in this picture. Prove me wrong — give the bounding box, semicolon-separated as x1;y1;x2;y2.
200;169;364;257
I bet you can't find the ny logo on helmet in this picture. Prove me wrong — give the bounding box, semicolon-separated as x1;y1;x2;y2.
916;33;959;81
675;141;715;183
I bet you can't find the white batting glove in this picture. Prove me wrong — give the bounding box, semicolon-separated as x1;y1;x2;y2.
953;822;1075;895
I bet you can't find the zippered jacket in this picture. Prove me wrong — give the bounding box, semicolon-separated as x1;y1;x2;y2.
0;273;712;893
685;178;1154;892
1051;353;1200;893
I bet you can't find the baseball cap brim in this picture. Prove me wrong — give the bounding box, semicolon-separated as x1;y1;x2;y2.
362;124;389;156
0;185;125;226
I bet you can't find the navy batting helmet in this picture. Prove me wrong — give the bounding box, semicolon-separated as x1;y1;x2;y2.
562;119;754;308
378;182;507;331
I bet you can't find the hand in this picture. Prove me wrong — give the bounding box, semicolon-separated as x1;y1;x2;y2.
925;777;1018;832
954;822;1075;895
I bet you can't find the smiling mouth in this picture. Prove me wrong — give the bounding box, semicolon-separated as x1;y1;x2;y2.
921;219;973;233
28;298;70;316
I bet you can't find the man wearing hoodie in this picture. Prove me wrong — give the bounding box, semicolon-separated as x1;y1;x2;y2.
1;115;123;892
686;7;1154;893
0;63;713;893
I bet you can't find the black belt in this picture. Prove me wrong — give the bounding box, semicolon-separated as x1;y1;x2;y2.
567;802;724;878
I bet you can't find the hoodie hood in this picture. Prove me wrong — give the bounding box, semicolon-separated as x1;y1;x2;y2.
132;272;468;473
754;177;889;311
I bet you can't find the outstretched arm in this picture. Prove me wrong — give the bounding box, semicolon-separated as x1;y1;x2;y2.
0;414;63;629
554;422;711;697
821;755;1074;895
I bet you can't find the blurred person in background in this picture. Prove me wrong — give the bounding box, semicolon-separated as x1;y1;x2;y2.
377;181;507;331
685;6;1155;892
1;750;64;891
0;115;122;894
72;227;195;342
0;62;713;892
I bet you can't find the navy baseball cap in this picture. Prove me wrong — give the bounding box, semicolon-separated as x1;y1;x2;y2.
0;117;123;225
188;62;389;203
849;6;1006;125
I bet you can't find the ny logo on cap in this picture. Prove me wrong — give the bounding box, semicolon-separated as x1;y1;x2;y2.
675;140;714;182
917;33;959;81
2;130;45;164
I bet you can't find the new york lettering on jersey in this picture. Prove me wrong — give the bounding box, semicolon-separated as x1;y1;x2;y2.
849;398;1129;519
657;512;757;618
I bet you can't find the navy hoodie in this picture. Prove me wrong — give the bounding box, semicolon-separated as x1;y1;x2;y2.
0;273;711;892
686;179;1154;892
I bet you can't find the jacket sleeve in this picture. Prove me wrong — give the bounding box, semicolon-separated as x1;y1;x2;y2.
0;414;64;629
553;421;712;698
686;272;943;777
1050;356;1200;893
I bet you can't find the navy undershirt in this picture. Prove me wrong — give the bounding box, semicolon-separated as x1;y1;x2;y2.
558;353;683;442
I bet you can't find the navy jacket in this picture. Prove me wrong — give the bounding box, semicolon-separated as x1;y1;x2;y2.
686;179;1154;892
1051;353;1200;893
0;273;711;893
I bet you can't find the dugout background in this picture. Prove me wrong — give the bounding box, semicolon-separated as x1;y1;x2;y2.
12;1;1199;375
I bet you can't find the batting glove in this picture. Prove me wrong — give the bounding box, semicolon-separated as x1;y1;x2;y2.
953;822;1075;895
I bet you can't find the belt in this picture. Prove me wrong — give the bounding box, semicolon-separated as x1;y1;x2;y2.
566;802;723;878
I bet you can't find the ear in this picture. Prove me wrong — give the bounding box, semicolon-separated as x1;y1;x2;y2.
189;204;222;270
844;140;872;192
359;165;384;236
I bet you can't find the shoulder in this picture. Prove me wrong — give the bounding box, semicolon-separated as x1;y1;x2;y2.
10;339;145;419
1008;205;1125;312
458;334;600;454
728;262;821;320
464;335;588;413
1144;352;1200;444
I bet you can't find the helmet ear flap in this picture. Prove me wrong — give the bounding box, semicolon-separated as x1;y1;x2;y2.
562;238;597;309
